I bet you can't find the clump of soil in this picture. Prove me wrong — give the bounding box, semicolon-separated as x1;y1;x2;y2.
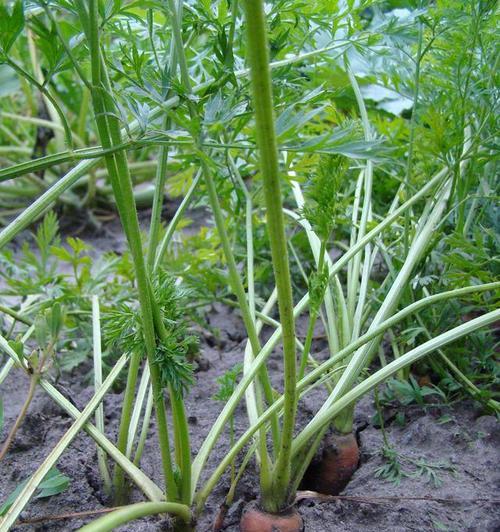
1;303;498;532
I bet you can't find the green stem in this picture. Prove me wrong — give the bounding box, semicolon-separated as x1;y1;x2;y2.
126;365;150;458
298;240;327;380
439;350;499;412
290;430;323;494
0;111;83;146
0;304;32;326
147;115;171;269
224;441;256;508
147;21;179;269
345;59;373;331
133;386;154;465
92;296;112;495
414;310;499;413
288;185;341;354
153;170;202;271
294;309;500;451
229;416;235;485
298;312;318;381
403;17;424;253
78;88;91;141
113;353;144;503
79;502;192;532
227;153;256;321
313;183;451;429
3;57;73;149
242;0;297;512
374;386;390;448
225;0;239;67
0;354;129;530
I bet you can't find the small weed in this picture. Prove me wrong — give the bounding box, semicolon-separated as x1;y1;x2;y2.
380;376;447;409
0;467;69;516
375;444;456;487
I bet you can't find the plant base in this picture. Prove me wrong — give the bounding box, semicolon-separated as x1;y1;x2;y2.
240;502;303;532
300;431;359;495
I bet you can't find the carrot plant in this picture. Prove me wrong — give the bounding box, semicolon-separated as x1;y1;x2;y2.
0;1;498;531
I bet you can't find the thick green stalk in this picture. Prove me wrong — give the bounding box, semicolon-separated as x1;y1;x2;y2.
78;0;179;503
106;91;179;503
167;0;279;459
86;49;157;500
242;0;297;512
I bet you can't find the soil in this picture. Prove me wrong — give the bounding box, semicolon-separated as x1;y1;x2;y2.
1;211;499;532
